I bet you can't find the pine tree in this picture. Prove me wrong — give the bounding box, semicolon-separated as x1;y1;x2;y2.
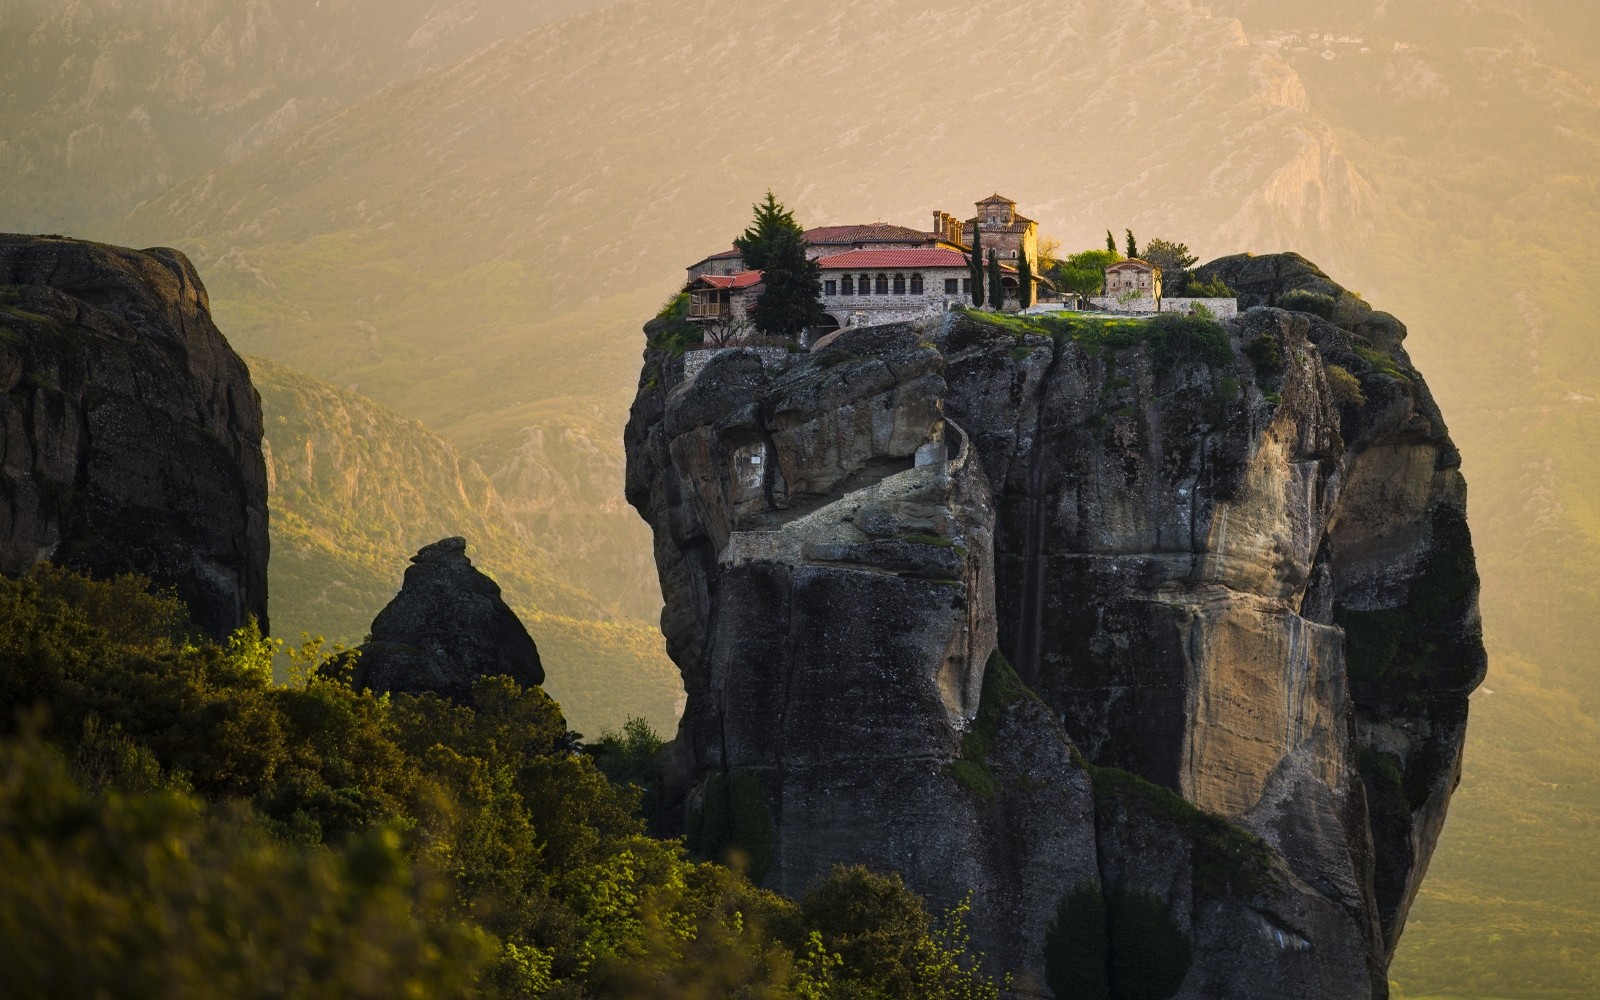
750;226;825;339
733;191;800;271
1125;229;1139;259
1106;230;1117;254
968;222;985;307
1017;247;1035;310
987;249;1004;310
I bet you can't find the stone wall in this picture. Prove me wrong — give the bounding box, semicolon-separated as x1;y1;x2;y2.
821;280;966;328
1085;296;1238;318
1163;296;1240;318
681;344;792;382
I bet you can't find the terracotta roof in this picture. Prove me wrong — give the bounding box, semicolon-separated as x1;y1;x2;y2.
803;223;939;245
1106;258;1160;272
976;193;1017;205
815;248;973;269
694;270;764;289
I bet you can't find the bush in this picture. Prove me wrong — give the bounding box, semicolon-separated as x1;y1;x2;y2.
1143;313;1233;372
1042;882;1191;1000
1245;333;1284;379
1277;289;1337;320
1326;364;1366;406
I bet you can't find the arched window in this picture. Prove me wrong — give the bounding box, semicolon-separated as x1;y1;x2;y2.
841;274;854;295
875;273;889;295
860;273;872;295
892;273;906;295
909;273;924;295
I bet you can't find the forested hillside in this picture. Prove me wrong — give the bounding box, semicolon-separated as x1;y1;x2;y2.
252;356;681;736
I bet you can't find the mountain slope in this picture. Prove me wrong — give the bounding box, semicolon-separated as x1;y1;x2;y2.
252;355;681;735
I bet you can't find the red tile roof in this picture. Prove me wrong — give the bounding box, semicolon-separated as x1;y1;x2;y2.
694;270;764;289
816;248;972;269
803;224;939;245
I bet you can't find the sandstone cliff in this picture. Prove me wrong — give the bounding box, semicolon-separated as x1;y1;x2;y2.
624;254;1484;998
0;235;269;638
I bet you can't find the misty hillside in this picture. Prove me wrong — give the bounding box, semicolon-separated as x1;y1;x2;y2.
0;0;617;233
252;356;681;736
2;0;1597;994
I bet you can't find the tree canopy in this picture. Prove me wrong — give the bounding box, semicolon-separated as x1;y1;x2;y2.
735;192;824;338
1048;248;1120;298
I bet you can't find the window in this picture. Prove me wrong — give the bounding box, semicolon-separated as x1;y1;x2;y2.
910;274;924;295
945;278;959;294
963;278;972;294
824;280;837;296
875;273;889;295
841;275;854;295
893;273;906;295
860;273;872;295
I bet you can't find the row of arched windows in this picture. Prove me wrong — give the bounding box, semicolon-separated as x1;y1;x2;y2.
826;273;926;297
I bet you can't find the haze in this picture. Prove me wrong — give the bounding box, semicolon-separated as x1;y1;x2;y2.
2;1;1595;995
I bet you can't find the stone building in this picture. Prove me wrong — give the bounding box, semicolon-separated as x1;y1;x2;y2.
686;222;963;283
815;248;979;334
957;194;1039;273
1104;258;1162;301
686;270;763;324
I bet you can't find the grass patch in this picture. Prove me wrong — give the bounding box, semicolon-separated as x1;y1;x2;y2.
945;651;1028;798
643;293;703;357
1087;765;1273;897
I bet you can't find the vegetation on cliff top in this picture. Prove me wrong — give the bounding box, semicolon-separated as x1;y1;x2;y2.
0;566;1005;999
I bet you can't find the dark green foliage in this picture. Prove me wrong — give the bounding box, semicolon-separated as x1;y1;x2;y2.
1106;230;1117;254
1042;883;1191;1000
946;651;1027;797
1137;238;1197;291
969;226;985;307
1277;289;1337;320
1018;250;1036;309
1044;883;1110;1000
1048;249;1119;298
1124;229;1138;259
589;716;664;791
1142;313;1234;373
751;225;826;339
646;293;703;357
1181;273;1237;298
1360;747;1405;789
795;865;1001;1000
1325;364;1367;406
987;249;1004;310
686;770;775;883
0;567;1007;998
1245;333;1284;379
1088;765;1272;897
733;190;799;271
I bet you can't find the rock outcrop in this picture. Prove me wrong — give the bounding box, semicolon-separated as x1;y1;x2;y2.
625;254;1484;998
0;235;269;638
353;537;545;704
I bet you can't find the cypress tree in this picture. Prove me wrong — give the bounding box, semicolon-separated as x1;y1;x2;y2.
968;222;985;307
1018;247;1035;310
1125;229;1139;259
987;249;1004;310
1106;229;1117;254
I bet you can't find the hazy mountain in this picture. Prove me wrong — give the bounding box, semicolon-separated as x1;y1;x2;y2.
2;0;1595;993
252;355;681;736
0;0;619;233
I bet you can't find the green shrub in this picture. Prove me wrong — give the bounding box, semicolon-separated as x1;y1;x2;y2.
1326;364;1366;406
1277;289;1337;320
1142;313;1233;372
946;651;1027;797
1245;333;1284;378
1042;882;1192;1000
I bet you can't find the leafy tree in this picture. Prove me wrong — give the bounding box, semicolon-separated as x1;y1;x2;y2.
1138;238;1198;291
1049;248;1120;298
968;223;985;307
987;249;1004;310
733;190;800;271
1124;229;1139;259
1181;273;1237;298
1041;883;1191;1000
1018;248;1036;310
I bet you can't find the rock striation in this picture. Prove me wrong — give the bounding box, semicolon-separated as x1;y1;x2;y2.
625;254;1485;999
353;537;545;704
0;235;269;638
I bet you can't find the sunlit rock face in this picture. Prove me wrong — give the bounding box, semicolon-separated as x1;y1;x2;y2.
625;254;1484;998
0;235;269;638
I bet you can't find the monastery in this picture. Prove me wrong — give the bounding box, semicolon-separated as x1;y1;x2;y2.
684;195;1051;340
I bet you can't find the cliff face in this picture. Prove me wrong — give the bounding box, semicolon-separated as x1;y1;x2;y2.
625;255;1484;998
0;235;269;638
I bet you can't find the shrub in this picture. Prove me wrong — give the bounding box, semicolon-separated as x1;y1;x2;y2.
1326;364;1366;406
1245;333;1284;379
1042;882;1192;1000
1044;883;1110;1000
1143;313;1233;372
1277;289;1337;319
